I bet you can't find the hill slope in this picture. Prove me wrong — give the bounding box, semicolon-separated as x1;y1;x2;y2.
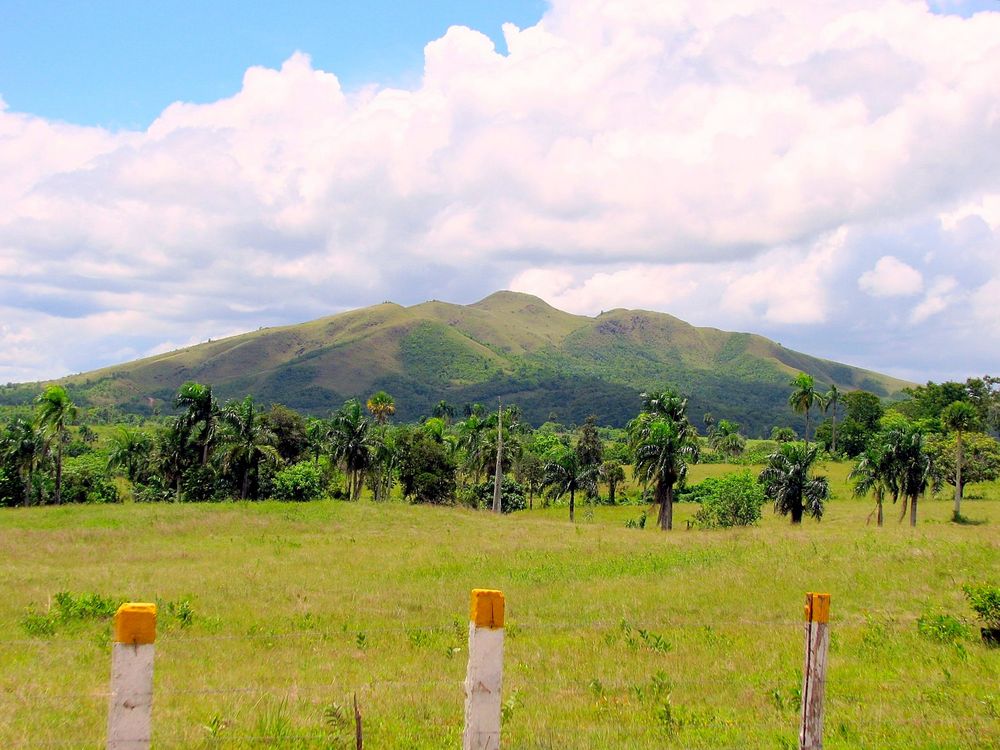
1;291;912;433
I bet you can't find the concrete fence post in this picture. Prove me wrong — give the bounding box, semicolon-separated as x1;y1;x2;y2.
463;589;505;750
107;603;156;750
799;593;830;750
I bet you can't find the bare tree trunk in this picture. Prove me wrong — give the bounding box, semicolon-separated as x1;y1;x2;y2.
877;500;883;527
831;408;837;454
898;496;908;523
656;481;672;530
909;493;918;527
492;404;503;514
609;480;617;505
804;409;810;446
54;440;63;505
954;432;963;520
569;488;575;523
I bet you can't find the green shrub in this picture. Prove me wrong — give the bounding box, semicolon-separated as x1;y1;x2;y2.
963;583;1000;628
691;471;765;529
916;613;969;643
469;478;527;514
61;453;119;504
272;461;323;501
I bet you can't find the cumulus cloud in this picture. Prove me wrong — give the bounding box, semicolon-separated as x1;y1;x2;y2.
858;256;924;297
1;0;1000;383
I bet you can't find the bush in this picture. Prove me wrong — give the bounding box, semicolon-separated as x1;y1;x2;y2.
469;478;527;514
61;453;119;504
397;428;457;504
917;613;969;644
691;471;765;529
963;583;1000;628
272;461;324;501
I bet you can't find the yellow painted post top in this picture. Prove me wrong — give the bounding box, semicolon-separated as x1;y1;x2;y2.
114;603;157;644
804;593;831;624
470;589;505;629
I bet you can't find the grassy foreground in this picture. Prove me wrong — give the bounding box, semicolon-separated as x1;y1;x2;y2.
1;464;998;749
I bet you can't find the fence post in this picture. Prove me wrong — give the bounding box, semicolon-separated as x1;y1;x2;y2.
463;589;505;750
799;593;830;750
107;603;156;750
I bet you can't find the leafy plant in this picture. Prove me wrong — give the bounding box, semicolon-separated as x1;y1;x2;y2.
963;583;1000;628
916;613;969;644
691;470;766;529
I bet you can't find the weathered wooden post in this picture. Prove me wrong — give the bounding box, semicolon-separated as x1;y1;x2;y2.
463;589;505;750
799;592;830;750
107;603;156;750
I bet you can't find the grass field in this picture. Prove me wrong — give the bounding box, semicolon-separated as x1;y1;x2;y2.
1;463;998;748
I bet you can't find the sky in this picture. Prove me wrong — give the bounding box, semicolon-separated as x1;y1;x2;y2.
1;0;998;386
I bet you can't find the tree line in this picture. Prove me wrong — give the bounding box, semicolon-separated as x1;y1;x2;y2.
1;373;997;531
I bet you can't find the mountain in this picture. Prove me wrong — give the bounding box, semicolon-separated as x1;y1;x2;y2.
0;291;912;434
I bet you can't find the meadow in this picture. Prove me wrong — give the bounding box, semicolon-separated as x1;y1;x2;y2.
1;463;998;749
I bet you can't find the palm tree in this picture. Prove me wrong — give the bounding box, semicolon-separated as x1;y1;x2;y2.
156;419;194;502
940;400;980;520
365;391;396;425
759;442;830;524
599;460;626;504
107;426;153;483
368;426;398;502
35;385;77;504
823;384;841;454
432;400;455;424
329;399;374;500
709;419;746;459
1;418;43;506
543;448;597;523
850;442;896;527
889;424;933;527
174;382;217;465
305;417;328;464
640;389;689;421
218;396;279;500
788;373;825;445
630;412;700;530
457;413;489;483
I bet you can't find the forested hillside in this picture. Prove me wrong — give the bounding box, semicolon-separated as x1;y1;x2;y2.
0;291;911;434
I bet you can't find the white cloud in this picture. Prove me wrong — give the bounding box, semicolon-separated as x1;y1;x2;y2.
1;0;1000;382
858;255;924;297
911;276;960;323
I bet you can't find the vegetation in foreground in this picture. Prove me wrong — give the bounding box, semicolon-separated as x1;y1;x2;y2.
0;472;997;748
1;372;999;746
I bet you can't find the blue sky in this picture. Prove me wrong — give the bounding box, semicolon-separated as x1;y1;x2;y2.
0;0;999;386
0;0;546;128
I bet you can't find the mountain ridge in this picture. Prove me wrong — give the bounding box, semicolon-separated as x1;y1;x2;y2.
0;291;912;434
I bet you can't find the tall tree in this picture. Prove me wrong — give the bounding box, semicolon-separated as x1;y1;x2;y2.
709;419;746;459
174;382;217;465
1;418;43;506
788;373;825;445
940;401;979;520
823;384;841;455
107;426;153;483
365;391;396;426
880;423;933;527
599;460;626;504
630;389;699;530
759;442;830;524
850;442;897;527
329;399;374;501
219;396;279;500
576;416;604;469
35;385;77;505
543;448;597;523
432;400;456;425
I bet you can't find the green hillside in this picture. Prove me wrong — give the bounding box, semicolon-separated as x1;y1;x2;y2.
0;291;912;433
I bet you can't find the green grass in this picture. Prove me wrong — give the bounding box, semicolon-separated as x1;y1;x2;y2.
1;469;998;748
